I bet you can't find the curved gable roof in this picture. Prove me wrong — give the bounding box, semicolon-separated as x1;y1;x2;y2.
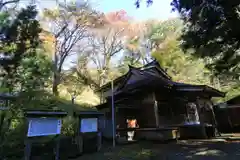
97;60;171;92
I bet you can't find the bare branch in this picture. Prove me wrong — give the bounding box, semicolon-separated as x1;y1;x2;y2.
41;2;103;95
0;0;19;10
75;25;125;87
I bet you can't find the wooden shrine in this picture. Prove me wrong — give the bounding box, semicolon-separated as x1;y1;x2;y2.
96;60;225;141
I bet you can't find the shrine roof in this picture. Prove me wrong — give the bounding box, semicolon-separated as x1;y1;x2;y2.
171;82;225;97
111;79;225;98
97;60;171;92
97;60;225;98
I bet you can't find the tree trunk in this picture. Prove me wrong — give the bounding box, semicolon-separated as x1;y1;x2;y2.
71;97;75;104
52;71;59;96
52;42;59;96
0;112;6;139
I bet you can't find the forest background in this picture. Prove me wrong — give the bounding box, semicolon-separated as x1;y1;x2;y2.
0;0;239;158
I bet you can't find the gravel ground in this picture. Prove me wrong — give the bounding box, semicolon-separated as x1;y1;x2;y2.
73;140;240;160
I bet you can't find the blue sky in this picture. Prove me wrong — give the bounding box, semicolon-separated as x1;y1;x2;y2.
24;0;178;21
96;0;178;21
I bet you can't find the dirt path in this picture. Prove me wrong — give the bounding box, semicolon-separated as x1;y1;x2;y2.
72;140;240;160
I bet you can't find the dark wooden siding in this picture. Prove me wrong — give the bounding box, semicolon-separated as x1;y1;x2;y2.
214;106;240;133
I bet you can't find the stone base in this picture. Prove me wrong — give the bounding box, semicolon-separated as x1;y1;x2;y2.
137;129;179;141
179;125;207;139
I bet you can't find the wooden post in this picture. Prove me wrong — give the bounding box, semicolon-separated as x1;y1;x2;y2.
196;98;208;138
97;131;102;151
195;98;203;124
153;92;159;128
55;135;60;160
24;139;32;160
24;118;31;160
111;80;116;147
77;117;83;154
209;100;221;136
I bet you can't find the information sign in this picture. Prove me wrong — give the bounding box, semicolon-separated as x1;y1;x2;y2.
27;118;62;137
80;118;98;133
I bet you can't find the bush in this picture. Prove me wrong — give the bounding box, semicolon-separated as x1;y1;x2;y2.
0;118;26;159
62;116;77;136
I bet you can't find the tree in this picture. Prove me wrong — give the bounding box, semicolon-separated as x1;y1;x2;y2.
61;71;84;104
74;10;135;89
41;2;103;96
0;4;52;154
117;21;157;74
134;0;153;8
170;0;240;79
140;19;212;85
0;5;43;92
152;36;211;85
148;19;182;49
75;26;124;89
0;0;19;11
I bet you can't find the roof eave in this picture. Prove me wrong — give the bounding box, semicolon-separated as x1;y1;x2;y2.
172;84;226;97
203;86;226;97
96;75;126;92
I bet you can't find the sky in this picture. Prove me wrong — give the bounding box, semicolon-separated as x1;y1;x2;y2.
96;0;178;21
20;0;178;21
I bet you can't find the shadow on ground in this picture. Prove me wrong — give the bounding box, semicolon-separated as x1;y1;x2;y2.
73;140;240;160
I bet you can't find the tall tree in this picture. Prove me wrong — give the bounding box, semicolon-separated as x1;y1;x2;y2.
152;36;211;85
117;21;157;74
75;25;124;89
0;5;43;92
170;0;240;79
61;71;84;104
74;10;135;89
141;19;212;85
41;2;103;96
0;4;52;153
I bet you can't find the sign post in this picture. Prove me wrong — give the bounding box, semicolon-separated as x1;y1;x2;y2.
74;111;104;154
111;80;116;147
24;110;67;160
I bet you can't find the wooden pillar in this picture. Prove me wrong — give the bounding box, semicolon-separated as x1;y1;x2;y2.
55;135;61;160
24;118;31;160
196;98;208;138
24;139;32;160
76;117;83;154
195;98;203;124
153;92;159;128
209;100;221;136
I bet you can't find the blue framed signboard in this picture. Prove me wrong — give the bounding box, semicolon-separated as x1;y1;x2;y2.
27;118;62;137
80;118;98;133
